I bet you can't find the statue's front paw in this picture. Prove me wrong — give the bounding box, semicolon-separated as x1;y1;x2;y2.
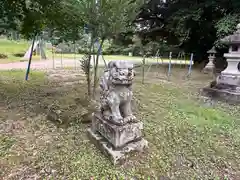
129;115;136;120
110;116;124;125
129;115;137;120
123;115;137;123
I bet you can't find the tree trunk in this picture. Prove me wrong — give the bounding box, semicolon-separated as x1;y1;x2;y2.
92;44;96;77
93;37;105;99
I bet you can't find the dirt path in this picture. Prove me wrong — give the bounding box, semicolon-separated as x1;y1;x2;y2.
0;58;76;70
0;56;190;70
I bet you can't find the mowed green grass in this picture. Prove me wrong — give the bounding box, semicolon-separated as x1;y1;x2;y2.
0;39;191;65
0;39;52;63
0;69;239;179
0;39;29;54
0;38;67;63
0;39;29;63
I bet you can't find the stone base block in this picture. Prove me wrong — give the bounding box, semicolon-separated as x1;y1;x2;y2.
92;113;143;148
202;67;214;74
217;74;240;87
87;128;148;165
201;86;240;104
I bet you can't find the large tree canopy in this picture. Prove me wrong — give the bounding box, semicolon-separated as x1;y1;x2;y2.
137;0;240;62
0;0;62;38
1;0;240;63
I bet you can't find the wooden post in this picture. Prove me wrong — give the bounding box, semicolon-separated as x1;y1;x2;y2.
142;54;146;84
167;52;172;80
187;53;194;77
61;50;63;68
52;46;55;69
74;43;77;69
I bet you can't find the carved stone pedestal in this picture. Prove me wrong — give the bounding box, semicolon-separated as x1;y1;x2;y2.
92;113;143;148
87;113;148;165
201;85;240;104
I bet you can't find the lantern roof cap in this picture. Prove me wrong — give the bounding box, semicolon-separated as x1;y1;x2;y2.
207;46;217;54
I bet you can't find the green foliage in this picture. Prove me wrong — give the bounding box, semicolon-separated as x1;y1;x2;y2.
80;54;92;76
61;0;144;40
0;0;63;38
215;14;239;38
214;14;240;48
0;0;24;34
0;53;8;59
137;0;240;61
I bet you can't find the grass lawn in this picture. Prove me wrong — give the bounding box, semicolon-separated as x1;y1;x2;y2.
0;39;191;65
0;39;43;63
1;68;239;179
0;39;77;63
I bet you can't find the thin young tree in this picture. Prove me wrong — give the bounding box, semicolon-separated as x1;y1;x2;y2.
92;0;145;98
63;0;144;98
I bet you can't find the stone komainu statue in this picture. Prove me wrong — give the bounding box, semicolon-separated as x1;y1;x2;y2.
99;61;137;125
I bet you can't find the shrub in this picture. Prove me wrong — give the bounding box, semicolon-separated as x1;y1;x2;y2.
103;44;131;55
13;53;24;57
0;53;8;59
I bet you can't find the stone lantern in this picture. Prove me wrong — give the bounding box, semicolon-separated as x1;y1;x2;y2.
201;24;240;103
203;46;216;73
217;24;240;88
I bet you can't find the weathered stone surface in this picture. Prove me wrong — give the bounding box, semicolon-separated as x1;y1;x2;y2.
92;113;143;148
217;74;240;86
87;60;148;165
201;24;240;104
99;60;136;125
203;65;214;74
87;128;148;165
201;86;240;104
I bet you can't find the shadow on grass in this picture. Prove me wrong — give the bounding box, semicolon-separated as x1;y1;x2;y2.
0;70;93;127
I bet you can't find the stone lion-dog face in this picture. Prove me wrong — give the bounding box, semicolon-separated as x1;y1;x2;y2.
108;61;134;85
